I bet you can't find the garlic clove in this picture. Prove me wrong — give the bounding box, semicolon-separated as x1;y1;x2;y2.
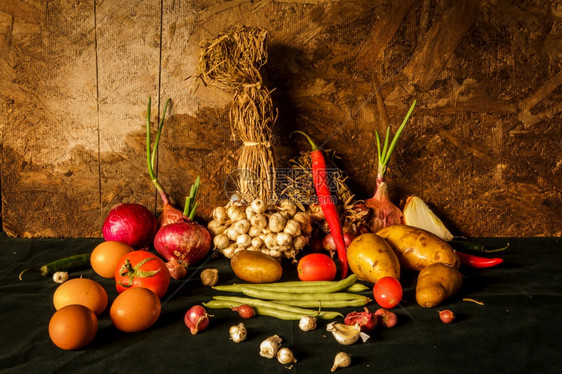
326;322;365;345
277;347;297;365
259;335;282;359
229;323;247;343
402;196;453;241
331;352;352;372
52;271;69;284
299;315;317;331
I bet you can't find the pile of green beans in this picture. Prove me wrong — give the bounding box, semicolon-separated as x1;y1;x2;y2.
204;274;372;320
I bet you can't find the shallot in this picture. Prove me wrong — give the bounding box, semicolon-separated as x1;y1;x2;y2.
231;304;256;319
322;231;355;257
344;307;377;332
374;308;398;328
364;101;416;233
184;305;211;335
439;310;455;324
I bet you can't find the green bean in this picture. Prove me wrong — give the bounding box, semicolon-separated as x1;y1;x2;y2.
205;298;343;320
275;298;371;308
345;283;370;292
253;306;342;320
213;295;341;317
240;288;367;301
213;274;358;294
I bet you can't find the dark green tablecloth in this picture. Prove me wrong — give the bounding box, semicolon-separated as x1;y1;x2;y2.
1;233;561;374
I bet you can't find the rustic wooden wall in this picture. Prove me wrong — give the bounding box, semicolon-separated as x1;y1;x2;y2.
0;0;560;238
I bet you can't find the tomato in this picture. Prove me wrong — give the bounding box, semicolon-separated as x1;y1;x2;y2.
110;287;161;332
373;276;403;309
297;253;337;281
91;241;134;279
114;251;170;298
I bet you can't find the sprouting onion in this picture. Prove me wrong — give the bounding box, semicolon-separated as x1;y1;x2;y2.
365;100;416;233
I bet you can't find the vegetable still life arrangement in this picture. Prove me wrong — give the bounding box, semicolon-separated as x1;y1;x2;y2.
15;26;510;373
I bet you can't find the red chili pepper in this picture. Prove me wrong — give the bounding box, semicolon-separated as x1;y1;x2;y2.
293;131;348;279
455;251;504;268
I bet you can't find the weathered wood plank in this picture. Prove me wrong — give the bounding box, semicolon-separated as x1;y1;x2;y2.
1;0;99;237
95;0;161;220
1;0;560;238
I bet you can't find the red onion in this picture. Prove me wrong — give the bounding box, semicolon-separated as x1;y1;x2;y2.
344;307;377;332
154;220;212;268
184;305;210;334
102;203;158;250
374;308;398;328
322;231;355;255
232;304;256;319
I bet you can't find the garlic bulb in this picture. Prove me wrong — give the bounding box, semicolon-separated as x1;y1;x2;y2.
212;206;228;222
227;205;246;221
326;322;370;345
248;225;262;238
283;219;301;237
251;199;267;214
331;352;351;372
229;323;247;343
276;232;292;247
269;213;287;233
293;235;308;250
207;220;227;236
233;219;250;235
277;347;297;365
292;211;310;224
299;315;317;331
251;236;263;248
213;234;229;250
264;233;277;249
250;214;267;229
245;205;256;220
226;226;239;241
259;335;282;359
236;234;252;248
200;268;219;286
279;200;297;218
222;243;238;258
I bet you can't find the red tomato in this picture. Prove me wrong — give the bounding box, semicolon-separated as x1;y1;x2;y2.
373;276;403;309
115;251;171;298
297;253;337;281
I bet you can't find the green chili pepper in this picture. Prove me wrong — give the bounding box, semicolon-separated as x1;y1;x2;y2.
18;253;91;280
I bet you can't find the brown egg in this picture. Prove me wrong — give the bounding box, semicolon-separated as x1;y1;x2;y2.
49;304;98;350
53;278;108;316
110;287;161;332
90;241;134;278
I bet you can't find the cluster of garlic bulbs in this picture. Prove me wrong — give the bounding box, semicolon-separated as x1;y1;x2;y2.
207;199;312;260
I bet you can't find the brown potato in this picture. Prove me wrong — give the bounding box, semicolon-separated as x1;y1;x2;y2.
416;262;462;308
376;224;460;271
347;233;400;283
231;250;283;283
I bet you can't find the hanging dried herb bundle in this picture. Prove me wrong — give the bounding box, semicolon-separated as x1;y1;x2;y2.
197;26;268;90
197;26;277;203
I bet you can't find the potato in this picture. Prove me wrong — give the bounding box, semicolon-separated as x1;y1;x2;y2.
416;262;462;308
376;224;460;271
231;250;283;283
346;233;400;283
